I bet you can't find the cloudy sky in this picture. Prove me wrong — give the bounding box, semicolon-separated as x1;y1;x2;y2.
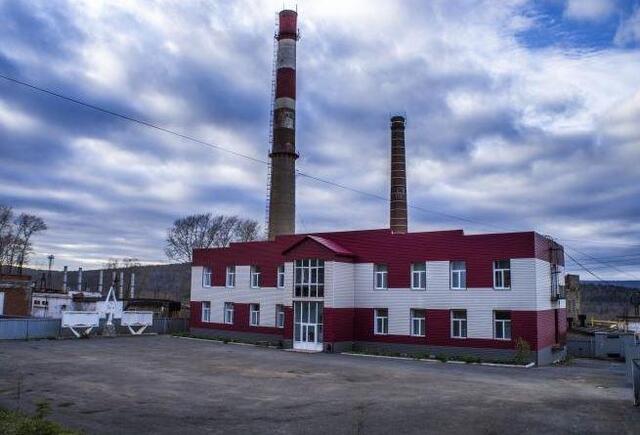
0;0;639;279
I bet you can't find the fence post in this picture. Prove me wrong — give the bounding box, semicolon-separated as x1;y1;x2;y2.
634;359;640;407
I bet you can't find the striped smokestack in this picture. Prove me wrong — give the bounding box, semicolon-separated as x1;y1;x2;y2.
390;116;408;234
268;9;299;240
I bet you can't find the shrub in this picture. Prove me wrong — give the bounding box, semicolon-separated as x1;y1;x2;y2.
514;337;532;365
435;354;449;363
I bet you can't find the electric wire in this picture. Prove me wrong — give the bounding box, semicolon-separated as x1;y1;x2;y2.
0;73;635;279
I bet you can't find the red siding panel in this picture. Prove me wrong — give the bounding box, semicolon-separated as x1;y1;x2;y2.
324;308;355;342
191;302;285;337
193;228;563;290
350;308;544;350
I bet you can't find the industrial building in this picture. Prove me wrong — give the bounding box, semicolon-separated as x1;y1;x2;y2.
190;9;567;365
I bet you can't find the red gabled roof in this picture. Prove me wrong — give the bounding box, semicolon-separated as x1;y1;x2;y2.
282;235;355;257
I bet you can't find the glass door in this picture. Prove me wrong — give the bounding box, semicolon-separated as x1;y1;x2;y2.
293;301;323;351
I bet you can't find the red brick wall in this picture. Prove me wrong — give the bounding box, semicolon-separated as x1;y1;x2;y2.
0;288;31;316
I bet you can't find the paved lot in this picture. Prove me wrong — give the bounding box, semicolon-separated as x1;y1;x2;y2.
0;336;638;434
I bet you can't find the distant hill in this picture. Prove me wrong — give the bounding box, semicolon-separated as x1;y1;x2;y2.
580;282;640;320
583;281;640;289
2;264;191;303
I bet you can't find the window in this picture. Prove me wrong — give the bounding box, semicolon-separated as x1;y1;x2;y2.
202;267;212;287
250;266;261;288
374;308;389;335
411;263;426;290
451;310;467;338
250;304;260;326
410;309;425;337
224;302;234;324
493;260;511;289
294;259;325;298
201;301;211;322
225;266;236;288
494;311;511;340
450;261;466;290
277;265;286;288
276;304;285;328
374;264;388;289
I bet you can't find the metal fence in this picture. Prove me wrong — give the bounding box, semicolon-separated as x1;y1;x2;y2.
0;318;60;340
567;338;595;358
0;317;188;340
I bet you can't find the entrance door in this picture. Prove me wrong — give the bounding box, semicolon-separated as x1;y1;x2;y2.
293;301;323;351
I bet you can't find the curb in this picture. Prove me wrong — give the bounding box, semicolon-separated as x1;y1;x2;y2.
340;352;535;368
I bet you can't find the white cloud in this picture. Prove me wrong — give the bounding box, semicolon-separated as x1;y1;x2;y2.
564;0;616;21
614;7;640;46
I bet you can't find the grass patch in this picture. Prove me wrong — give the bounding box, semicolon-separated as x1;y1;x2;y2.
171;333;282;348
0;405;79;435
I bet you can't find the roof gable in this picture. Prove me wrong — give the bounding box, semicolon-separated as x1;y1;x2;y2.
282;235;355;259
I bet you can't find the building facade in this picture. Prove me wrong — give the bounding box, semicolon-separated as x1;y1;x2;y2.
190;229;566;365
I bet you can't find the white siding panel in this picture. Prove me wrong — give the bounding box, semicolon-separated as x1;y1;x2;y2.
326;262;355;308
191;266;287;328
351;259;540;339
534;259;565;310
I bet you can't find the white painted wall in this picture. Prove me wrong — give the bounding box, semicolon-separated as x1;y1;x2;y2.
191;257;562;339
191;265;288;327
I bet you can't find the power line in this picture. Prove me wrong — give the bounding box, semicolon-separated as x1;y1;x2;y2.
0;72;514;234
1;73;637;278
564;251;605;282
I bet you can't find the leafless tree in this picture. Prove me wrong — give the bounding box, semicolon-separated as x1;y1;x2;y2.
0;205;47;274
234;219;262;242
13;214;47;274
104;258;121;270
0;205;14;273
164;213;260;262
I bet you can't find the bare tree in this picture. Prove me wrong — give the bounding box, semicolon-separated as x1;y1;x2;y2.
104;258;121;270
13;214;47;274
164;213;260;262
0;206;47;274
234;219;262;242
0;205;14;273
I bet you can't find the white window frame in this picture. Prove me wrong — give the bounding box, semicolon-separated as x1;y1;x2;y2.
225;266;236;288
374;264;388;290
201;301;211;323
277;265;285;289
493;260;511;290
494;311;512;340
250;303;260;326
410;309;426;337
411;262;427;290
250;266;261;288
450;261;466;290
451;310;467;338
202;267;212;288
374;308;389;335
223;302;234;324
276;304;285;328
294;259;325;298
